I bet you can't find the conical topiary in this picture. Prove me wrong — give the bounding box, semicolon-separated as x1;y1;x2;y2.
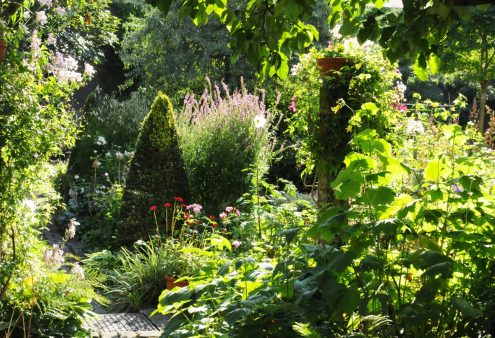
117;92;190;245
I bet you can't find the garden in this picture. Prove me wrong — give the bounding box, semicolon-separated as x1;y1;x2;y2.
1;0;495;337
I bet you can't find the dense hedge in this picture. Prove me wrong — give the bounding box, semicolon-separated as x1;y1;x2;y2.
118;92;190;245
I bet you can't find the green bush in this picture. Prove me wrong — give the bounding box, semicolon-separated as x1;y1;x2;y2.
177;82;272;214
84;240;207;312
118;92;190;245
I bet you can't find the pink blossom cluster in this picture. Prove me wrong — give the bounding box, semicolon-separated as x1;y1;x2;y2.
186;203;203;214
181;77;271;127
219;206;240;219
49;52;82;83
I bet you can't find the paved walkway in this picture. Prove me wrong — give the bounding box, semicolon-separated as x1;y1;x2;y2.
42;221;168;337
83;313;162;337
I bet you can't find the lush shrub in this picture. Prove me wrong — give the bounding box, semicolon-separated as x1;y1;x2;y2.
285;41;400;177
155;182;317;337
177;81;273;214
0;1;116;334
118;92;190;245
84;239;207;312
0;164;104;337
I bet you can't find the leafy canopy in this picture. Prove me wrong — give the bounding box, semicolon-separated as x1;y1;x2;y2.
149;0;494;78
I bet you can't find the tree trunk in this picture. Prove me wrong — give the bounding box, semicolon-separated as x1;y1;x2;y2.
479;79;488;133
317;84;334;208
317;76;352;209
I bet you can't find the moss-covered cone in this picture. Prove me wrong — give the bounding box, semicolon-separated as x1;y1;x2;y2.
117;92;190;245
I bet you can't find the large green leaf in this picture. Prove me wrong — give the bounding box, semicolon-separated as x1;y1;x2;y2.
308;207;347;240
413;55;429;81
453;297;482;318
424;157;449;182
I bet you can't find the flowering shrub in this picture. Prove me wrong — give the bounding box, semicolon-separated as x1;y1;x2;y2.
0;0;116;335
177;78;274;213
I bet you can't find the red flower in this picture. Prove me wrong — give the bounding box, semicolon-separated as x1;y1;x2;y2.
211;222;219;228
208;215;215;220
181;203;187;208
149;205;157;212
164;202;171;208
173;196;184;203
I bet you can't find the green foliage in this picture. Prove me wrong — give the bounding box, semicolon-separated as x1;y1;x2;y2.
84;239;207;312
179;0;319;78
67;90;151;178
61;91;150;245
0;164;104;337
120;3;254;104
154;180;317;337
177;81;273;214
151;0;493;78
441;5;495;131
154;100;495;337
285;42;399;177
119;92;190;245
0;1;116;335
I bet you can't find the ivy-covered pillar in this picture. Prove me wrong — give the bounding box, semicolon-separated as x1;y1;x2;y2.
316;67;353;208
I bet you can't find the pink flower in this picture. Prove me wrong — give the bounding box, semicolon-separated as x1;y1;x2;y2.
288;101;297;112
225;206;234;212
173;196;184;203
149;205;157;212
219;212;227;219
232;240;241;249
186;203;203;213
392;102;407;113
235;209;241;216
164;202;171;208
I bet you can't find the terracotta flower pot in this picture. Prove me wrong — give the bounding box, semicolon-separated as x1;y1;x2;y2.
165;275;189;290
0;39;7;61
316;57;348;75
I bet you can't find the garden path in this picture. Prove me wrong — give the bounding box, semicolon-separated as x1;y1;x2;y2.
42;222;168;337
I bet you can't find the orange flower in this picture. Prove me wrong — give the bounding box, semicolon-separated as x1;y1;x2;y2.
211;222;219;228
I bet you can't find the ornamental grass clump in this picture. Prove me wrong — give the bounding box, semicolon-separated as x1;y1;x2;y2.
118;92;190;245
177;79;272;213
